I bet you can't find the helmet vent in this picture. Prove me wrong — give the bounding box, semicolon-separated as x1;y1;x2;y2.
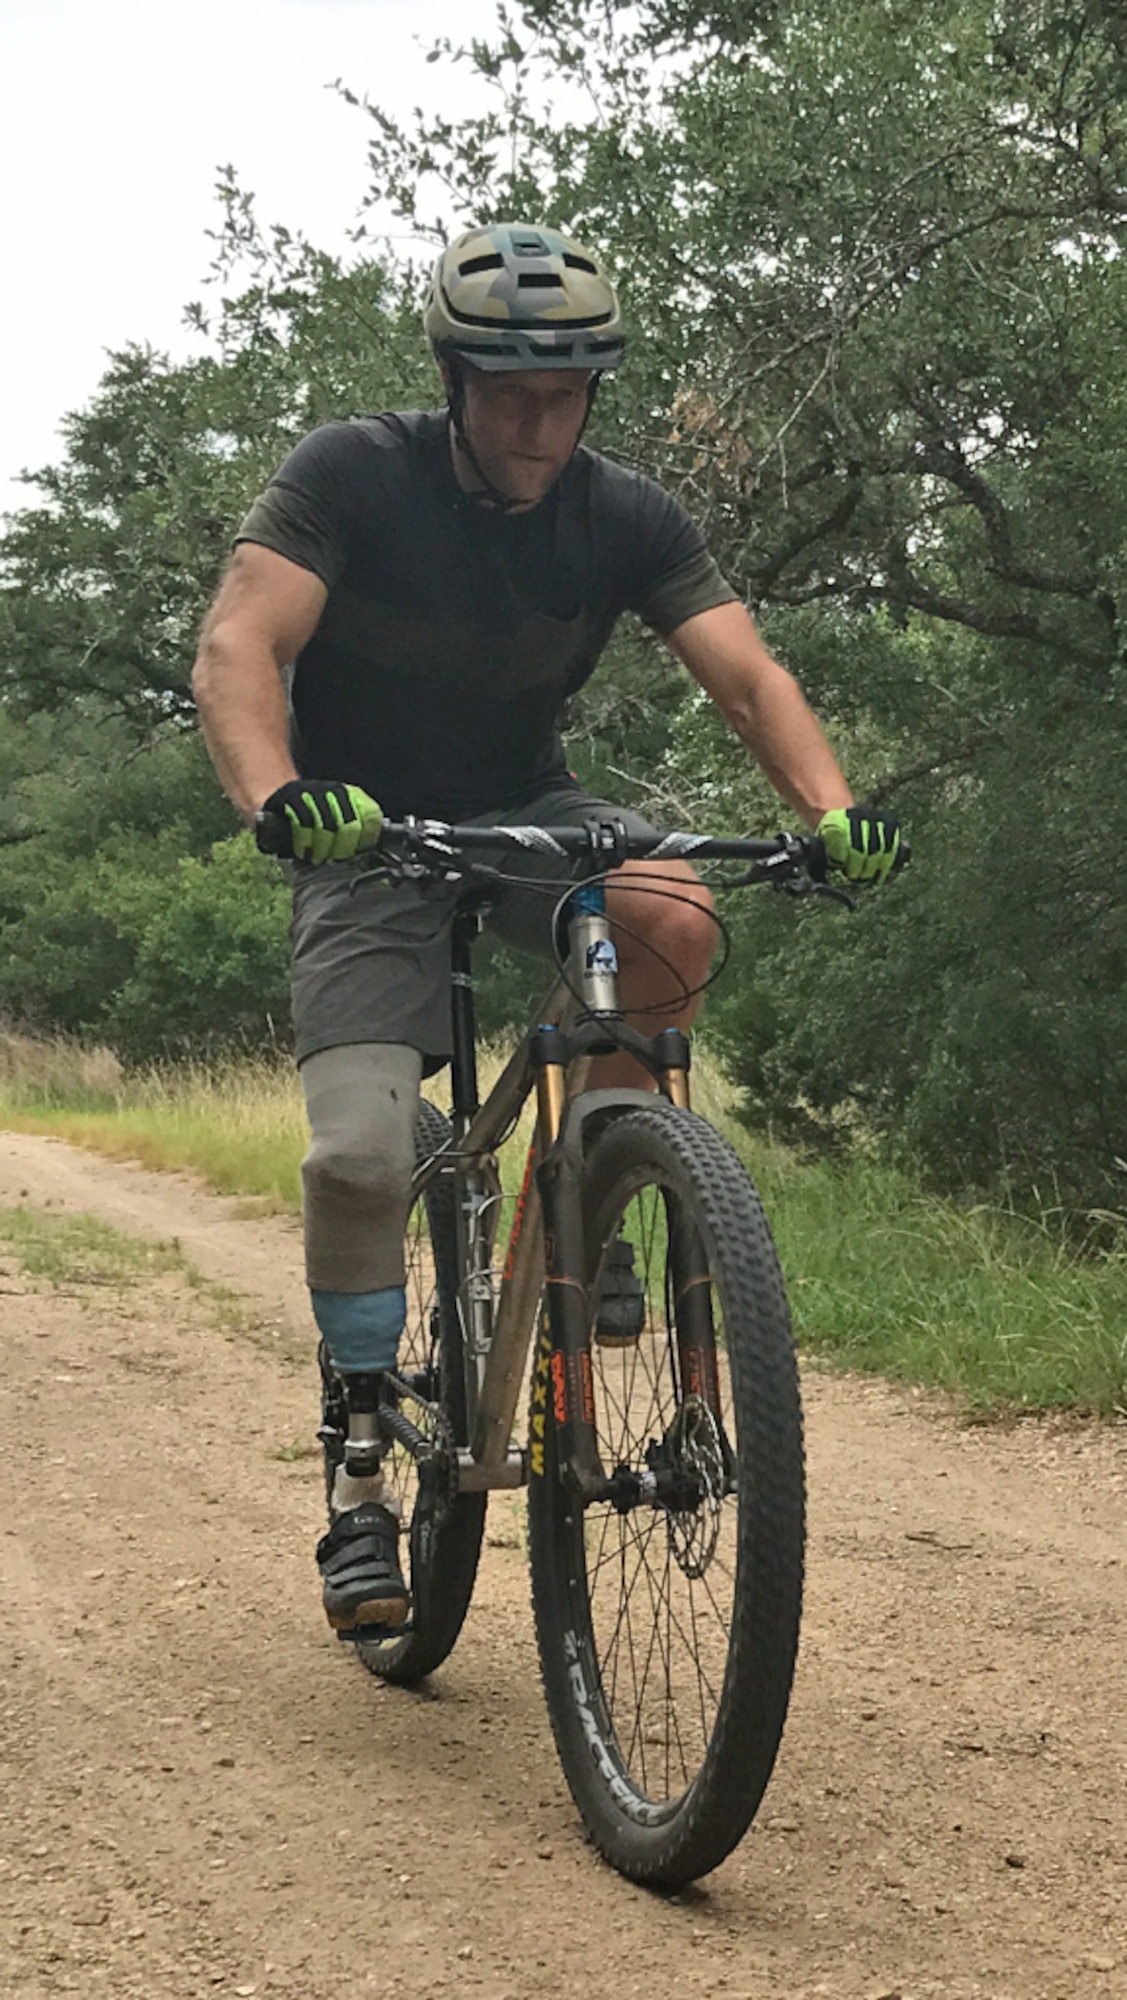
563;253;597;274
516;271;564;289
459;253;505;275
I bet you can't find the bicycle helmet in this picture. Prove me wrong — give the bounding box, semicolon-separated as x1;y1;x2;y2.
424;222;626;373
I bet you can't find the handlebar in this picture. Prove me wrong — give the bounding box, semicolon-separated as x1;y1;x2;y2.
255;810;837;874
254;808;910;880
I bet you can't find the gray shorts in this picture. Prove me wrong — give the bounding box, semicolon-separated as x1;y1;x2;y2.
289;785;659;1069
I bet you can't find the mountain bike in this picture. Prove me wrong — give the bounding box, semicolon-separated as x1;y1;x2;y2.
258;809;849;1886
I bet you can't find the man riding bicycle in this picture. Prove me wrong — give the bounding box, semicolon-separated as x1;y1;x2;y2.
191;222;900;1638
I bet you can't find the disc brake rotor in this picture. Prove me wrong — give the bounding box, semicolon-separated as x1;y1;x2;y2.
664;1394;726;1580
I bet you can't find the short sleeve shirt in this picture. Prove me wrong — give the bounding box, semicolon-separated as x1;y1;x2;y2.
235;411;738;818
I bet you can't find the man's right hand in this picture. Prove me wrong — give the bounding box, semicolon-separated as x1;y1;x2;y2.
258;780;384;863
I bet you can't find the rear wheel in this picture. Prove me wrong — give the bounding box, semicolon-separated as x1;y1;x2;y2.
528;1103;805;1886
325;1098;486;1685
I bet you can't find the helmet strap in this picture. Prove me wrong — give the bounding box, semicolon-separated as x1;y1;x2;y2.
444;359;526;514
579;375;600;441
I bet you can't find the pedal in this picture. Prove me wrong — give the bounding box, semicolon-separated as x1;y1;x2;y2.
336;1619;415;1645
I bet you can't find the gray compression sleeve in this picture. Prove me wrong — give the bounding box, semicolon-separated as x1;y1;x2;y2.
300;1043;424;1293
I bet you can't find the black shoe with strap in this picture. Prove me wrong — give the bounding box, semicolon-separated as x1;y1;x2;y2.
316;1502;410;1632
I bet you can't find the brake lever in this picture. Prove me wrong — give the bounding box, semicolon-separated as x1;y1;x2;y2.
811;880;857;911
766;872;855;909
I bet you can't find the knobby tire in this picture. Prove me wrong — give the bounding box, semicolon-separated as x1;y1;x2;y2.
527;1102;805;1886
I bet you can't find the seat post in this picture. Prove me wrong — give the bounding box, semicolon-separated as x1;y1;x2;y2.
450;906;481;1128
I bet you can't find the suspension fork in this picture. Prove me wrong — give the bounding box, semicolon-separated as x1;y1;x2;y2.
652;1028;721;1419
667;1204;723;1418
533;880;616;1504
533;1023;604;1503
567;874;719;1426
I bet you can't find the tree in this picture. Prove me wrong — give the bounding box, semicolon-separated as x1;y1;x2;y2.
351;0;1127;1208
6;9;1127;1210
0;201;434;1057
0;191;432;729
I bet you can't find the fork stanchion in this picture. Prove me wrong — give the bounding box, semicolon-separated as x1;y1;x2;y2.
657;1027;692;1109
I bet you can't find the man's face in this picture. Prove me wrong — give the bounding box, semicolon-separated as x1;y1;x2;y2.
452;366;592;506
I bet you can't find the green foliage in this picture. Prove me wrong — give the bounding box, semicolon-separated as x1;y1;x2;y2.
4;6;1127;1217
354;0;1127;1214
0;197;442;1062
0;194;432;729
0;698;289;1059
0;821;291;1062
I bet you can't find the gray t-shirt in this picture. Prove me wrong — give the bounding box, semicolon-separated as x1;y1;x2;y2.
236;410;737;818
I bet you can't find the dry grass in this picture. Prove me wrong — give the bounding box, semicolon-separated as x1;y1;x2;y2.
2;1030;1125;1412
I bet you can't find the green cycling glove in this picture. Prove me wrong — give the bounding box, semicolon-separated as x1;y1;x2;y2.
817;804;901;883
259;780;384;864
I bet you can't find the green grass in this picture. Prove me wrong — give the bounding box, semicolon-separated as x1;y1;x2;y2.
0;1038;306;1210
0;1205;188;1287
0;1030;1124;1415
744;1149;1127;1417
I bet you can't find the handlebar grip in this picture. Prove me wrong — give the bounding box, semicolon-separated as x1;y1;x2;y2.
818;832;911;880
254;809;294;858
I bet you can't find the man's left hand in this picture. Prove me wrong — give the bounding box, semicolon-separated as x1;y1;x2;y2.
817;805;902;883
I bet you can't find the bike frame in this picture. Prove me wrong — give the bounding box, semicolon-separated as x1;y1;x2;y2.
255;807;828;1512
412;871;696;1504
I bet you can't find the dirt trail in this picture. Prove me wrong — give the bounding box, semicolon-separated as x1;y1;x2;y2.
0;1129;1124;2000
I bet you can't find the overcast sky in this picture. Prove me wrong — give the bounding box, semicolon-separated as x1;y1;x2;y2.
0;0;505;518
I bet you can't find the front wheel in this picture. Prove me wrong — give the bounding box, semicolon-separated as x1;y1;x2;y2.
527;1103;805;1886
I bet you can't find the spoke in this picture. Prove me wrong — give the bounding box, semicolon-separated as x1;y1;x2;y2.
591;1493;617;1583
605;1524;623;1723
625;1528;667;1788
622;1520;649;1793
665;1546;674;1798
697;1557;736;1637
661;1587;722;1717
593;1510;664;1673
686;1573;712;1755
592;1517;666;1744
588;1523;656;1581
575;1173;745;1807
592;1360;636;1459
634;1522;692;1796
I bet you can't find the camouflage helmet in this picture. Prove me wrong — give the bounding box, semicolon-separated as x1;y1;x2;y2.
424;221;626;373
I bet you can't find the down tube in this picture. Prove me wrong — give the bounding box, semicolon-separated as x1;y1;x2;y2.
472;1134;545;1467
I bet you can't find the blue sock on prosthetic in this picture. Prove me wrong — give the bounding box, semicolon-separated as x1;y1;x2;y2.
311;1286;406;1375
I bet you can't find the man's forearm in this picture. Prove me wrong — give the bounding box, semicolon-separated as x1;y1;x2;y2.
669;603;853;827
727;663;853;828
192;633;297;824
